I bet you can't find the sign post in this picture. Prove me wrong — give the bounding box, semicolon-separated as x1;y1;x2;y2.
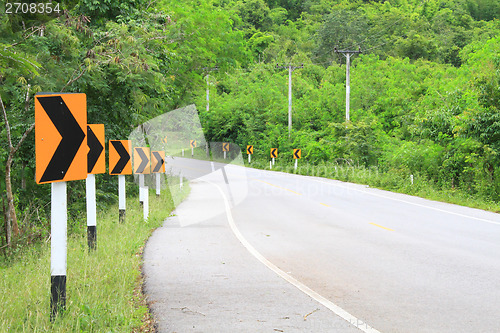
139;174;145;206
85;174;96;248
118;175;126;222
151;151;165;197
109;140;132;223
50;181;67;320
190;140;196;157
271;148;278;165
86;124;105;251
35;93;87;320
223;142;229;159
247;145;253;164
293;148;301;171
156;173;161;196
134;147;150;220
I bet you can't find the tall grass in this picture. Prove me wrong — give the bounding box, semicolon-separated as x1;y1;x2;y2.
248;159;500;212
0;183;189;332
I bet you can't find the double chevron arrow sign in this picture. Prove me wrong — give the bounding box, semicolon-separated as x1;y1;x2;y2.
35;93;87;184
35;93;87;319
134;147;151;174
109;140;132;175
151;151;165;173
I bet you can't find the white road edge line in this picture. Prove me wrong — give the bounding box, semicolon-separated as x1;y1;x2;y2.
310;178;500;226
204;179;381;333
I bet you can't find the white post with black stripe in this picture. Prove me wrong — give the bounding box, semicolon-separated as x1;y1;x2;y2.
85;174;97;251
156;173;161;197
139;174;144;207
51;181;67;320
143;185;149;220
118;175;126;223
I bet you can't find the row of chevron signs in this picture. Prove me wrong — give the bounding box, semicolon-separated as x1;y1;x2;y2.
35;93;168;183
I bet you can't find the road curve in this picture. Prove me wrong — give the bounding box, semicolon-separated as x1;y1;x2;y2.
143;157;500;332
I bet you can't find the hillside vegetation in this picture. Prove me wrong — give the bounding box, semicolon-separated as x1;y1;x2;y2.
2;0;500;251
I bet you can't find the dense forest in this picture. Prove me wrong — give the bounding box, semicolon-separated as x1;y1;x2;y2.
1;0;500;251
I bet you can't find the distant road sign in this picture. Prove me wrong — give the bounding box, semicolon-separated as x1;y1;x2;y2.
293;149;301;159
190;140;197;148
151;151;165;173
163;135;168;144
109;140;132;175
270;148;278;158
134;147;151;174
247;145;253;154
223;143;230;152
35;93;87;184
87;124;105;174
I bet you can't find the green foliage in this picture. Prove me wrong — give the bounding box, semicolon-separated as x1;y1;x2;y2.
0;0;253;248
0;44;40;77
2;0;500;252
192;0;500;207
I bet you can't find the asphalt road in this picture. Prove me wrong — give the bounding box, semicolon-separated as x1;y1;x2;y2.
143;157;500;332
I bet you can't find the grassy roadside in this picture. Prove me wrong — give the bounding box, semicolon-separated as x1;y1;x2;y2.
246;159;500;213
0;183;189;332
165;150;500;212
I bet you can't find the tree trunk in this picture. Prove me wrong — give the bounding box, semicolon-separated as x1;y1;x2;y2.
3;195;10;247
5;154;19;241
21;161;26;190
1;93;31;248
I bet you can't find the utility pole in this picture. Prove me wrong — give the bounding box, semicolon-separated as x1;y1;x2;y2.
202;66;219;112
206;74;209;112
276;63;304;137
335;47;361;122
202;66;218;158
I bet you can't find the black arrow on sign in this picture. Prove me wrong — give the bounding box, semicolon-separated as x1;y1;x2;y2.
38;96;86;183
135;148;149;173
111;141;130;174
87;126;103;173
294;149;301;159
152;152;164;172
271;148;277;158
247;146;253;154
